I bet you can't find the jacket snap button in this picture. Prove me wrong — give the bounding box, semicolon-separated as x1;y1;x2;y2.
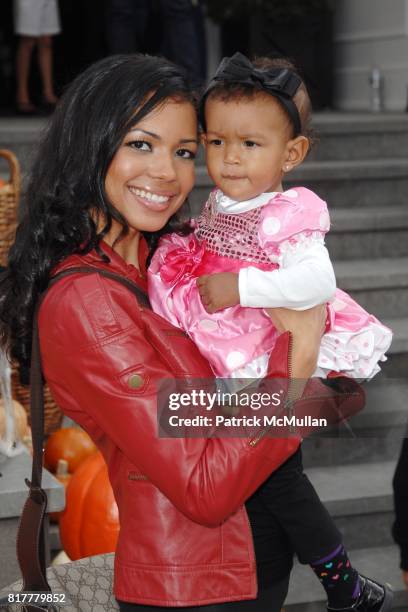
128;374;143;389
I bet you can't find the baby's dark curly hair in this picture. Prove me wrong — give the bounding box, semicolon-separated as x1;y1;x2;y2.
201;56;316;147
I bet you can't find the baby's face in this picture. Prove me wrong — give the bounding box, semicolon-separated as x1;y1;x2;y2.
203;95;292;201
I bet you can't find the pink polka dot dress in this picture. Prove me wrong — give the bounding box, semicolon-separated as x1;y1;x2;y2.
148;187;392;380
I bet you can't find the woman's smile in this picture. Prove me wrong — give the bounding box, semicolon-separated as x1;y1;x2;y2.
105;99;198;235
128;185;178;212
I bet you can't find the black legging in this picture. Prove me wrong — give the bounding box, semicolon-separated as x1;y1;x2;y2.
117;574;289;611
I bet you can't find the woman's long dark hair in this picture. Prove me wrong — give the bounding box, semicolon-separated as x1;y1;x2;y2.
0;54;196;379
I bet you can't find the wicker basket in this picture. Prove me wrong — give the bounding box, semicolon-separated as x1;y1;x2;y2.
0;149;63;436
0;149;20;266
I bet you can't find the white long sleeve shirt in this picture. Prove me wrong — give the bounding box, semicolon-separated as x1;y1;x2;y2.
216;190;337;310
239;239;336;309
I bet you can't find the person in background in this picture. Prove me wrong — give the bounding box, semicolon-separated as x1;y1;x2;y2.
107;0;151;55
13;0;60;114
160;0;206;86
393;438;408;590
107;0;205;85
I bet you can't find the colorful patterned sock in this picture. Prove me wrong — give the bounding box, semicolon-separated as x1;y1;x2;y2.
310;544;361;608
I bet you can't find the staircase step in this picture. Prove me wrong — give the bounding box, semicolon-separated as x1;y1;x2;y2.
333;258;408;318
340;379;407;432
303;364;407;468
382;318;408;377
287;159;408;207
305;460;393;518
289;158;408;183
317;378;406;433
334;257;408;291
301;461;396;552
287;161;408;211
302;434;402;469
385;318;408;355
328;207;408;260
285;544;408;610
308;112;408;161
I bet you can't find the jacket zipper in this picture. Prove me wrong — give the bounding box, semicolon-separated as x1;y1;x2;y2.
248;332;293;447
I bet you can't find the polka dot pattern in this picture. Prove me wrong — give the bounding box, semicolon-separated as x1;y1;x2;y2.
262;216;281;236
226;350;246;369
257;187;330;248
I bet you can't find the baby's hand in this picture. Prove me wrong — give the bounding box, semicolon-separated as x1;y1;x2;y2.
197;272;240;313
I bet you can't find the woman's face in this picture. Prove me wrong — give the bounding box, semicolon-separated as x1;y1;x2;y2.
105;99;198;233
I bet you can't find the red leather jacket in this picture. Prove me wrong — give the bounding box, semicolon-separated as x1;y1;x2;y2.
39;240;300;606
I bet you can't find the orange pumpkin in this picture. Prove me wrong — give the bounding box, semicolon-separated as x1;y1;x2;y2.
44;427;97;473
59;451;119;560
49;459;71;523
0;398;29;440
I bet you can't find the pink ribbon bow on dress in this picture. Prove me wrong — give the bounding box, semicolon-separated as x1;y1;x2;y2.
159;238;206;284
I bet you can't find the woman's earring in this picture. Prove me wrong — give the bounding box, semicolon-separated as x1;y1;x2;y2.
284;164;290;172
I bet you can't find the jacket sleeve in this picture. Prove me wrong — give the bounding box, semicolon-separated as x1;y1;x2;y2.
39;274;299;527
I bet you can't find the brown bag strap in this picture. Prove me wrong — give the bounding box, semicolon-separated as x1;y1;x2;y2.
17;266;150;604
50;266;150;308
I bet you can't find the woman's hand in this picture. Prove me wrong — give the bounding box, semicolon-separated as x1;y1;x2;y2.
197;272;240;313
266;305;326;379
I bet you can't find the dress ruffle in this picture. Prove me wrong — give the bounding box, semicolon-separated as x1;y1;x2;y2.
315;289;393;379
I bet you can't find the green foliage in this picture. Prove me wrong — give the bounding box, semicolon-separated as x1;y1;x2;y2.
206;0;332;24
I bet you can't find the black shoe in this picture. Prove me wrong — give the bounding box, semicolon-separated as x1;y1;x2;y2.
327;575;394;611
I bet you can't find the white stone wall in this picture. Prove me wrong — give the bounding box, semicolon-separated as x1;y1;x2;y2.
334;0;408;110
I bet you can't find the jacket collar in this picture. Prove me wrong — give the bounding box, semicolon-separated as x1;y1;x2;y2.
53;236;149;290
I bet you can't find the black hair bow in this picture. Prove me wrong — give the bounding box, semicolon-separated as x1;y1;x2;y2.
202;52;302;135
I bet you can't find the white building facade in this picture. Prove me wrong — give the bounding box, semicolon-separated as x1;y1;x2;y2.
334;0;408;110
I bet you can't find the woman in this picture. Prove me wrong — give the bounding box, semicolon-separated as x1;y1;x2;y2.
0;55;327;610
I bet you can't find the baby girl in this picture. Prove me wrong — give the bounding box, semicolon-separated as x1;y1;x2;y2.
148;53;393;612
